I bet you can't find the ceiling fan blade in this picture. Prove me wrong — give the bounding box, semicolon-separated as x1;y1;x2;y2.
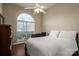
39;9;46;14
24;7;35;9
40;6;49;9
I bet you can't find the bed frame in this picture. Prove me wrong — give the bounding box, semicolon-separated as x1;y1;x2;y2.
76;33;79;49
72;33;79;56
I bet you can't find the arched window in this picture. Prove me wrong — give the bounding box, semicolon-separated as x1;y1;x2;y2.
17;13;35;41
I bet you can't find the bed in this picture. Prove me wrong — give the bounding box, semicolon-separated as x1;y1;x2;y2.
25;31;78;56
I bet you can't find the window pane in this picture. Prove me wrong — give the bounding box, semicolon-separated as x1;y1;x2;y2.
17;13;34;22
17;13;35;41
17;21;24;32
26;22;35;32
24;22;27;32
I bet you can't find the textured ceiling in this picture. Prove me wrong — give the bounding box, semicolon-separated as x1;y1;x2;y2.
15;3;55;8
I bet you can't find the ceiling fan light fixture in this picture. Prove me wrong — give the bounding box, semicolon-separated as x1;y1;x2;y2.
34;8;46;14
24;3;47;14
34;8;41;13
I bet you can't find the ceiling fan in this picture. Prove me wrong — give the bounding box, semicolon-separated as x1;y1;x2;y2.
24;3;48;14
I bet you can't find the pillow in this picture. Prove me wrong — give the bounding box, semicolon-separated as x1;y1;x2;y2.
49;30;60;38
59;31;76;39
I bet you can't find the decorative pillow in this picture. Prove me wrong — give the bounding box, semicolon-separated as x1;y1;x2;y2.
59;31;76;39
49;30;60;38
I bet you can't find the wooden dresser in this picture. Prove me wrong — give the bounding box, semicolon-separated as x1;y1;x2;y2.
0;25;11;56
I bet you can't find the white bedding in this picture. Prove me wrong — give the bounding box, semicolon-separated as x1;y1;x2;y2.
26;36;78;56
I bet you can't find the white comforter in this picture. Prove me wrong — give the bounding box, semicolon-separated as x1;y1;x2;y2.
26;36;78;56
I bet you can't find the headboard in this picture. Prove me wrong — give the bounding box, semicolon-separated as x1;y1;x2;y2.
31;32;46;38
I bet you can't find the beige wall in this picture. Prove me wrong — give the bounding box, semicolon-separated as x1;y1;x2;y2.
0;3;3;14
3;4;42;43
43;3;79;33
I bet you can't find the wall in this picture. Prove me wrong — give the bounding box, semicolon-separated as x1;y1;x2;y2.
0;3;3;14
3;4;42;43
43;3;79;33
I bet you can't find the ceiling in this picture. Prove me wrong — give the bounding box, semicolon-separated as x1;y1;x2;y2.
15;3;55;9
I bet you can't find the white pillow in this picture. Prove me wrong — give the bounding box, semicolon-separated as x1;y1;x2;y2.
49;30;60;38
59;31;76;39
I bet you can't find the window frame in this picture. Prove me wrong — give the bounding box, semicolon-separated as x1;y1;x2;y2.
17;13;35;41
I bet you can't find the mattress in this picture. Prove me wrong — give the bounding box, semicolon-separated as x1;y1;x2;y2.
26;36;78;56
